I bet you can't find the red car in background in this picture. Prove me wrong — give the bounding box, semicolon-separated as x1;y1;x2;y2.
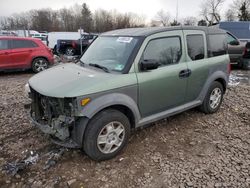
0;36;54;73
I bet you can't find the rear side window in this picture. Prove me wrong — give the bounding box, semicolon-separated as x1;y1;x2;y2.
143;37;182;66
186;34;205;61
0;40;9;50
12;40;38;49
226;33;237;44
208;34;227;57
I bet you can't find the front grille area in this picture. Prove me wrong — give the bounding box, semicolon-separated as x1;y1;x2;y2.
30;87;74;125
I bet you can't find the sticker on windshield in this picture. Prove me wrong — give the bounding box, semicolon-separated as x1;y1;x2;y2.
114;64;124;71
117;37;133;43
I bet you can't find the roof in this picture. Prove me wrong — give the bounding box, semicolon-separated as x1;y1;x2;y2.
0;36;40;41
101;26;226;37
218;21;250;40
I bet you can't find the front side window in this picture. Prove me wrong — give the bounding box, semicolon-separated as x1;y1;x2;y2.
80;36;139;72
12;40;38;49
0;40;9;50
187;34;205;61
143;37;182;66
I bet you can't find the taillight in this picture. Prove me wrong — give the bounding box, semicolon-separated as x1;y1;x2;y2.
243;47;247;56
72;41;76;48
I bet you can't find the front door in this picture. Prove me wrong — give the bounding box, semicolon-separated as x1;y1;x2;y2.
136;30;188;117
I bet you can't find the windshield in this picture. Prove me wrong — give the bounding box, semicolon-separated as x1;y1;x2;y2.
80;36;139;72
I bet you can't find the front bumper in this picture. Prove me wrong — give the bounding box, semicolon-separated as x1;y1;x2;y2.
28;110;89;148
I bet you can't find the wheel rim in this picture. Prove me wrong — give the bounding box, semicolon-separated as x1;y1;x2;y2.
34;59;48;72
209;88;222;109
97;121;125;154
66;48;74;56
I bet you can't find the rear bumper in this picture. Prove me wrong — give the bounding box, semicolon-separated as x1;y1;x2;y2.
48;56;55;65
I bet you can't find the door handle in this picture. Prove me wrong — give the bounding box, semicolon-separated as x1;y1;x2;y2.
179;69;192;78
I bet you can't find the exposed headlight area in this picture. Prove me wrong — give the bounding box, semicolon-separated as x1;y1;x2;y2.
29;87;76;140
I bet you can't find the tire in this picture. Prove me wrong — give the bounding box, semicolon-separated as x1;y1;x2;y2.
199;81;224;114
65;47;75;56
83;109;131;161
32;58;49;73
242;59;250;70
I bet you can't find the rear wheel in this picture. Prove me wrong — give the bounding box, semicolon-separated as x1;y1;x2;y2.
32;58;49;73
83;109;130;161
199;81;224;114
65;47;75;56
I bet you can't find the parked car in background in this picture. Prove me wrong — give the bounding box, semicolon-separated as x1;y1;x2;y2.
26;26;230;161
219;21;250;42
57;34;98;56
226;31;250;69
30;33;48;46
0;36;54;73
47;32;82;53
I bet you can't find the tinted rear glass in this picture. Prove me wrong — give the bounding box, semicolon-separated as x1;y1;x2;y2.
0;40;9;50
208;34;227;57
186;34;205;61
12;39;38;49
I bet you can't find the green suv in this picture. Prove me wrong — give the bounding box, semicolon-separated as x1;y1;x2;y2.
26;26;230;161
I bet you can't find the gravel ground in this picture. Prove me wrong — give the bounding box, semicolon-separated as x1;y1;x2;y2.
0;69;249;188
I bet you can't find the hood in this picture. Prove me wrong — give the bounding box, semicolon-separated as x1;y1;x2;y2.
29;63;137;98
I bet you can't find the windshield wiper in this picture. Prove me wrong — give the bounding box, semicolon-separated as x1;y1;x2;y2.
89;63;109;73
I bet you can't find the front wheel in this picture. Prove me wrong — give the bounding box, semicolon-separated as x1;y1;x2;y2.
65;47;75;56
32;58;49;73
83;109;131;161
199;81;224;114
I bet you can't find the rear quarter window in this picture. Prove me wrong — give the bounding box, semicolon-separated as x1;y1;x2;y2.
12;39;38;49
208;34;227;57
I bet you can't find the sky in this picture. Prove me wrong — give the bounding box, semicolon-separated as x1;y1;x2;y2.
0;0;234;22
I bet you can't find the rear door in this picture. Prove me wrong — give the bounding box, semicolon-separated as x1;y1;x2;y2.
183;30;209;102
10;39;36;68
0;39;11;69
136;30;188;117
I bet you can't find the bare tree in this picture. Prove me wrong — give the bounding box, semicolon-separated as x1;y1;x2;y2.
234;0;250;20
200;0;225;25
225;9;236;21
59;8;76;31
155;10;171;26
183;17;197;26
198;19;207;26
0;3;146;33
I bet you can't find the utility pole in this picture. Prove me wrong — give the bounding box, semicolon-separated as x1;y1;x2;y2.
80;27;83;55
176;0;179;23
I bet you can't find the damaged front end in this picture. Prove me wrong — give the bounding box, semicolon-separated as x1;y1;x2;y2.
29;87;80;147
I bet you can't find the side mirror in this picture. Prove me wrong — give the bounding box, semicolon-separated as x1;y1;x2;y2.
140;59;160;71
229;40;239;45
